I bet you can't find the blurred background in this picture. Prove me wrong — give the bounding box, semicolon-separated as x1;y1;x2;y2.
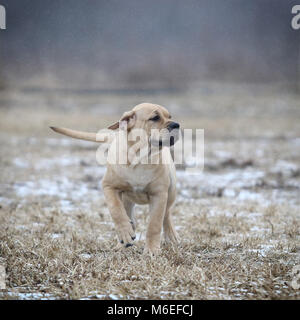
0;0;299;92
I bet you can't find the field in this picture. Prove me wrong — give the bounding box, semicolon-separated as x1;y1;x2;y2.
0;82;299;299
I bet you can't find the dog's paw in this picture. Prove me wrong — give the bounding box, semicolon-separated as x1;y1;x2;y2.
116;222;136;247
143;243;161;256
163;219;179;244
163;229;179;244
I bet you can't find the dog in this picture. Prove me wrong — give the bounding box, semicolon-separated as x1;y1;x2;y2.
51;103;180;255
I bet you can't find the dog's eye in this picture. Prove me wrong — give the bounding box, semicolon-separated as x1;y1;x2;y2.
149;115;160;121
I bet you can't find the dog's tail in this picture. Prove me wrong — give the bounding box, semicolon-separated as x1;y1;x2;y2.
50;127;100;142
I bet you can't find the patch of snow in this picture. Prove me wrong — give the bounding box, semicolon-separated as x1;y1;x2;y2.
213;150;232;159
0;291;58;300
237;190;263;201
0;196;13;207
135;232;145;241
81;294;107;300
248;244;274;257
59;200;75;212
13;158;29;168
13;177;99;201
223;188;236;197
79;253;92;260
250;226;267;233
271;160;299;178
51;233;62;239
35;157;80;170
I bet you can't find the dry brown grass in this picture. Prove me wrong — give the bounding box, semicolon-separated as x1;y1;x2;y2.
0;200;299;299
0;84;299;299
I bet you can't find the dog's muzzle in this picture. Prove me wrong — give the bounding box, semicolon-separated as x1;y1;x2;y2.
167;122;180;146
167;122;180;132
150;122;180;147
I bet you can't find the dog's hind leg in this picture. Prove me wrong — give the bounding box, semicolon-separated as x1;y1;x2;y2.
163;207;178;244
144;191;169;255
163;187;179;244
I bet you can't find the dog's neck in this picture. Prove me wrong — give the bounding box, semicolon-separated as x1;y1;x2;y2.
113;129;162;167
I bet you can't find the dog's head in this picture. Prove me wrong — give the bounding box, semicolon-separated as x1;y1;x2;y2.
108;103;180;147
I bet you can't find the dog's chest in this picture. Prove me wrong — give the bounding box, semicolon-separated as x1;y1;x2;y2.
114;166;154;192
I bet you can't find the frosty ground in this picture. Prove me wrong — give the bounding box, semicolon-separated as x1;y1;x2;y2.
0;83;299;299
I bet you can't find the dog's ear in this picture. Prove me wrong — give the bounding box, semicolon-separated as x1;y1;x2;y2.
108;110;136;130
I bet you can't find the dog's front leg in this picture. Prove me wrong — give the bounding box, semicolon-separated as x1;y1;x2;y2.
103;186;136;247
144;191;168;255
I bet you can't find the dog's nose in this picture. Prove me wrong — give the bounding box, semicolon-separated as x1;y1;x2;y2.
168;122;180;131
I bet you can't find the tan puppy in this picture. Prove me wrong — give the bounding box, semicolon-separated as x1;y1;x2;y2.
51;103;180;255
